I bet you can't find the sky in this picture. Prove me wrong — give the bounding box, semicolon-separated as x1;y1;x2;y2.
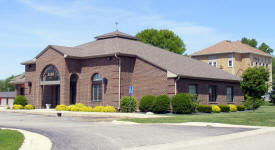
0;0;275;79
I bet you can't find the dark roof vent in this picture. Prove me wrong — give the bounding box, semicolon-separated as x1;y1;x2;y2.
95;30;138;40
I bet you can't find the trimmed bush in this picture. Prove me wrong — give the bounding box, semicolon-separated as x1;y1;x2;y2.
237;105;245;111
55;104;67;111
228;104;237;112
93;106;105;112
75;103;85;108
12;104;23;109
14;96;28;106
24;104;35;110
103;105;116;112
120;96;137;112
197;104;212;113
139;95;155;112
243;95;263;110
171;93;194;114
152;95;170;114
66;105;74;111
81;106;93;112
211;105;221;113
218;104;230;112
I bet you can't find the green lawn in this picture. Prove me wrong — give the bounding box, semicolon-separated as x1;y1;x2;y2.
123;106;275;127
0;129;24;150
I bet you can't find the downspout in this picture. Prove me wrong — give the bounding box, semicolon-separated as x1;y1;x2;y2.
115;53;121;109
175;76;180;95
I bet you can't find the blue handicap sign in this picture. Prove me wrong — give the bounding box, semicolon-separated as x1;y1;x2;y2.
129;86;133;94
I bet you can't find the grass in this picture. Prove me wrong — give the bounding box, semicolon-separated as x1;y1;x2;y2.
0;129;24;150
123;106;275;127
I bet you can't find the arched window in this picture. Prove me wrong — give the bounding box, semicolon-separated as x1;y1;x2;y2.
91;73;102;101
41;65;60;81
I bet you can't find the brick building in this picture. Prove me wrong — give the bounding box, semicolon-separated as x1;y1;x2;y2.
191;40;272;91
11;31;243;109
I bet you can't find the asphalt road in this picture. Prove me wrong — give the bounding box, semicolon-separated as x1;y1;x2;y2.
0;112;255;150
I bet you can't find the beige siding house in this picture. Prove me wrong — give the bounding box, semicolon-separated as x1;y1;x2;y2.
191;40;272;91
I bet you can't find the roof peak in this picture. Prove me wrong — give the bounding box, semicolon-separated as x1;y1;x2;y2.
94;30;138;40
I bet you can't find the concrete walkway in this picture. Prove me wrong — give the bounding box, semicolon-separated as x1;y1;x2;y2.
0;108;166;118
2;128;52;150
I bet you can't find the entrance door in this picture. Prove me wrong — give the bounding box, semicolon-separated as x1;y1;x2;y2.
41;85;60;108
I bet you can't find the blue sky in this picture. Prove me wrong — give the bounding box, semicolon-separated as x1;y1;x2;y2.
0;0;275;79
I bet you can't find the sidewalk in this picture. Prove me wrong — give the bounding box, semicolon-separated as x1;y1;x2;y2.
0;108;166;118
2;128;52;150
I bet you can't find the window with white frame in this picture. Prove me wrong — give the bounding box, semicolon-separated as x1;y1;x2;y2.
208;56;217;67
250;55;253;66
228;54;233;67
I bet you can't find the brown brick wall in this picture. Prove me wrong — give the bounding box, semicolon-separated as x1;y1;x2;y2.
177;78;243;105
24;48;243;109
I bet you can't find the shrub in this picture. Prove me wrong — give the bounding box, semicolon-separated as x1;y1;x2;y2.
211;105;221;113
24;104;35;110
171;93;194;114
263;101;273;106
14;96;28;106
120;96;137;112
139;95;155;112
66;105;74;111
243;95;263;110
218;104;230;112
103;105;116;112
197;104;212;113
55;104;67;111
152;95;170;114
69;105;82;111
228;104;237;112
93;106;105;112
80;106;93;112
12;104;23;109
75;103;85;108
237;105;245;111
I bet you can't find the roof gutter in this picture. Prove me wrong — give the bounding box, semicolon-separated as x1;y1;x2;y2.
175;76;180;95
115;53;121;110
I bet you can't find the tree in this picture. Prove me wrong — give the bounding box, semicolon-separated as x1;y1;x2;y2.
258;42;274;54
240;67;269;111
241;37;273;54
136;29;186;54
241;37;258;48
0;75;16;92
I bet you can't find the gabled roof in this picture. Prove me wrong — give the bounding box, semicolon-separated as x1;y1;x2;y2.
0;92;15;98
191;40;272;57
10;74;25;84
21;31;241;82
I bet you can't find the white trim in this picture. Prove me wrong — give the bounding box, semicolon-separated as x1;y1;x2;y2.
167;71;177;78
40;81;60;85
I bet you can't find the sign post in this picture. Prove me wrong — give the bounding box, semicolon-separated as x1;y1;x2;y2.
129;86;133;112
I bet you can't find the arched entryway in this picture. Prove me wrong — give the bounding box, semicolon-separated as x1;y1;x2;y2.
40;65;60;108
70;74;78;105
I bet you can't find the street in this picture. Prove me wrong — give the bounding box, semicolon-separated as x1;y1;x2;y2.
0;112;272;150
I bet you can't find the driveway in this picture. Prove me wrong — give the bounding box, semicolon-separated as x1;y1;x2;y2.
0;112;258;150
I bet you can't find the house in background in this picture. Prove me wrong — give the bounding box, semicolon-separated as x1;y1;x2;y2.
10;73;25;96
10;31;243;109
0;92;15;107
191;40;272;90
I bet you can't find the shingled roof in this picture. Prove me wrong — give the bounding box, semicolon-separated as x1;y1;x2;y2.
22;31;241;82
10;74;25;84
191;40;272;57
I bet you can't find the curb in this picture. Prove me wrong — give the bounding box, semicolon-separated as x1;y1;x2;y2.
2;128;52;150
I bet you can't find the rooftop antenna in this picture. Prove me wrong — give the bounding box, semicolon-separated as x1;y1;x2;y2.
115;22;119;31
